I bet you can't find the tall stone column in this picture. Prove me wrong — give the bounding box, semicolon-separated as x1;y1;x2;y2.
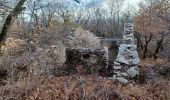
112;23;140;84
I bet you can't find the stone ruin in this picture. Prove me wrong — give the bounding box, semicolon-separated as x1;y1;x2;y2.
111;23;140;84
64;23;140;84
65;47;108;74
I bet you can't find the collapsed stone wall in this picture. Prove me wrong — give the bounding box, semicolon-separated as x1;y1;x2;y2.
65;47;108;74
112;23;140;84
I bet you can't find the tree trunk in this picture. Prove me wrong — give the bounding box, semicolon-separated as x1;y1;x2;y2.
143;34;153;59
135;32;143;50
0;0;26;46
154;34;164;60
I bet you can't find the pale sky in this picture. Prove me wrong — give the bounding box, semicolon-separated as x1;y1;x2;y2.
124;0;141;5
124;0;141;9
76;0;141;12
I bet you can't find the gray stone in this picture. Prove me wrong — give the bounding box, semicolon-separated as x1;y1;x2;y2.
114;65;122;70
114;61;120;65
116;73;122;77
109;76;129;84
127;67;139;78
115;77;129;84
116;44;140;65
120;72;128;77
114;71;121;74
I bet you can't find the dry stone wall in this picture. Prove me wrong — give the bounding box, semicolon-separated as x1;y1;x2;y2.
64;25;140;84
65;47;108;74
112;23;140;84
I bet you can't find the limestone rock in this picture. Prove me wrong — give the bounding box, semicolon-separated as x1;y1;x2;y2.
115;77;129;84
127;67;139;78
120;72;128;77
114;61;120;66
109;75;129;84
116;44;140;65
114;65;122;70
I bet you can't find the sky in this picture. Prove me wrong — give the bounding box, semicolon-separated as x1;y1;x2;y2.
76;0;141;10
124;0;141;6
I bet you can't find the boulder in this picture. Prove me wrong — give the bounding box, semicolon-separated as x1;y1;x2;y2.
127;67;139;78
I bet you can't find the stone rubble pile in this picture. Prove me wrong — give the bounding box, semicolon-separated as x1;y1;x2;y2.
112;23;140;84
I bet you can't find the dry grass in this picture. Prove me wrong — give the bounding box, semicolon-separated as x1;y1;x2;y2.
0;75;169;100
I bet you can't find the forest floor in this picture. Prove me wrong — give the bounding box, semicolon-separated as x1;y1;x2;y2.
0;58;170;100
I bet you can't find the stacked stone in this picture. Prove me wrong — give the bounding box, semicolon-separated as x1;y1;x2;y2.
65;47;109;73
112;23;140;84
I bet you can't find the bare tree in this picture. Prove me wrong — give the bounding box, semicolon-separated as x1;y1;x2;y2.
107;0;125;36
154;32;164;59
0;0;26;46
134;0;169;59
